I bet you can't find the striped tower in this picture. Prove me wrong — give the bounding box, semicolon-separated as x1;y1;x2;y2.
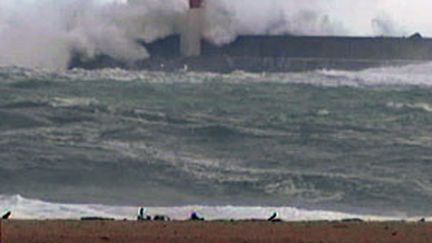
181;0;204;57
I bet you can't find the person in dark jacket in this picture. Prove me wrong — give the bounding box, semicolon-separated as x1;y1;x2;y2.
190;211;205;221
2;211;11;220
137;208;151;221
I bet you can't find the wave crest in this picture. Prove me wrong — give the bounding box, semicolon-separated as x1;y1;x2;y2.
2;62;432;88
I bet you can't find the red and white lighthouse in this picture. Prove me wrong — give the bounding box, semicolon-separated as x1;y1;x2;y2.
181;0;204;57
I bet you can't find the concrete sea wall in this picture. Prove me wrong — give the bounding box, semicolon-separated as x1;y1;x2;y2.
69;35;432;72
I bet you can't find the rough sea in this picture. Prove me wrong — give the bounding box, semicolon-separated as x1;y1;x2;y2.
1;63;432;220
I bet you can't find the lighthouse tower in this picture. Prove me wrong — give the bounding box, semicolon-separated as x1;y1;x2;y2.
181;0;204;57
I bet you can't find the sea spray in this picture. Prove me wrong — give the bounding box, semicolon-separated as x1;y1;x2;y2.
0;0;186;69
1;0;432;69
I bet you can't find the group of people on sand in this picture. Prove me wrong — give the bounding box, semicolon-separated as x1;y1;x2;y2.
0;208;281;222
137;208;205;222
137;208;280;222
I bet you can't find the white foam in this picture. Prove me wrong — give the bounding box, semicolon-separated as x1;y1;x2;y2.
317;62;432;87
49;97;99;108
387;101;432;112
0;194;398;221
3;62;432;88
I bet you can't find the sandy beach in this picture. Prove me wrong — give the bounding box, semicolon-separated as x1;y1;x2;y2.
2;220;432;243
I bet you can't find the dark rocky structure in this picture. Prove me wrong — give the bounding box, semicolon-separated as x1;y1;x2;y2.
69;34;432;72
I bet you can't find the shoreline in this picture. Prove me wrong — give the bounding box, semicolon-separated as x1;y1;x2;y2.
2;219;432;243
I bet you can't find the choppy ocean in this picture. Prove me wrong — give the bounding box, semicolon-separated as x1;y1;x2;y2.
1;63;432;220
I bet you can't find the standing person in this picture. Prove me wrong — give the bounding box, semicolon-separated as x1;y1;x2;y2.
137;208;150;221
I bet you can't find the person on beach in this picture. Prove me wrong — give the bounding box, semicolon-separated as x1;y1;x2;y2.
190;211;205;221
2;211;11;219
153;215;170;221
137;208;151;221
268;212;280;222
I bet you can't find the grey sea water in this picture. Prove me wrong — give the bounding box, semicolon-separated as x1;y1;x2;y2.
1;64;432;218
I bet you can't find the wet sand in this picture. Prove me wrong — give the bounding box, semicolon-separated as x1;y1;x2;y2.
2;220;432;243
